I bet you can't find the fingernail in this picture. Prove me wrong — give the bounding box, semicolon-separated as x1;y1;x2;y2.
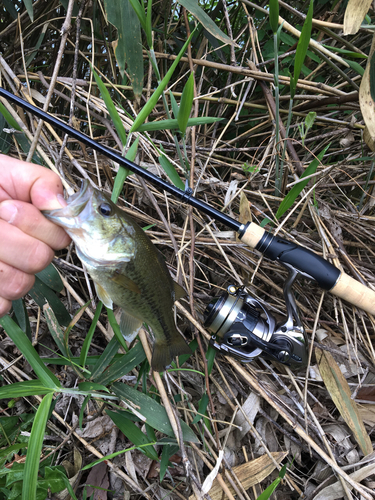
0;202;17;224
57;194;68;207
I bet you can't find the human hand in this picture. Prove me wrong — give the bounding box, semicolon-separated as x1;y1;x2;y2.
0;154;71;317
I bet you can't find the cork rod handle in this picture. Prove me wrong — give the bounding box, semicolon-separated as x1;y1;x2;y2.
240;223;375;315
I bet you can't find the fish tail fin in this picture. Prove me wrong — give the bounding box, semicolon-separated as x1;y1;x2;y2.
151;335;192;372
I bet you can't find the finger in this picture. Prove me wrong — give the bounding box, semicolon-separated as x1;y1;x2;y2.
0;297;12;318
0;220;54;274
0;261;35;301
0;154;65;210
0;200;71;250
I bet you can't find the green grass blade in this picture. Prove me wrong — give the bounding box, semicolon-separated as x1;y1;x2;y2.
145;0;153;49
130;32;194;132
158;154;185;189
269;0;279;34
22;392;53;500
91;68;127;146
276;143;330;219
136;116;222;132
94;341;146;385
0;316;60;389
0;101;22;131
36;263;63;293
28;276;71;327
0;380;55;399
107;409;159;460
112;382;199;443
22;0;33;22
79;301;103;367
292;0;313;99
128;0;146;31
12;298;31;340
178;73;194;134
111;137;139;203
177;0;234;45
105;307;129;352
89;337;121;380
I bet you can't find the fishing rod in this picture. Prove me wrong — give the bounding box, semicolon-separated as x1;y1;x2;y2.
1;86;374;321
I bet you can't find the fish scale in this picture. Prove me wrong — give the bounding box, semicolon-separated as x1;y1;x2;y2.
43;180;191;371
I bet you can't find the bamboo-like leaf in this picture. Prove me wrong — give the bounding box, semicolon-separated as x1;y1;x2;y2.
22;0;33;22
291;0;313;99
89;337;121;380
0;101;22;131
43;303;69;358
106;409;159;460
94;341;146;385
112;382;199;443
102;0;144;97
28;276;71;327
36;263;63;293
359;32;375;141
269;0;279;34
137;116;222;132
145;0;153;49
178;73;195;134
111;137;139;203
276;143;330;219
0;315;60;389
79;301;103;367
128;0;146;31
343;0;372;35
316;348;373;456
91;68;127;146
130;32;194;132
0;380;55;399
12;298;31;340
22;393;53;500
158;154;185;190
177;0;235;46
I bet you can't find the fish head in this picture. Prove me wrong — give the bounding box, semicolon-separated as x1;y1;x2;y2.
43;180;135;266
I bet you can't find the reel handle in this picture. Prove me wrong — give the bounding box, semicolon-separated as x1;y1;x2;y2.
240;222;375;315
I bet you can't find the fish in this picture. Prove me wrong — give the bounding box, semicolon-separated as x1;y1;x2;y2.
43;180;191;371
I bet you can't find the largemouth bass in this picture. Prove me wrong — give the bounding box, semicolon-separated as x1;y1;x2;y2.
43;180;191;371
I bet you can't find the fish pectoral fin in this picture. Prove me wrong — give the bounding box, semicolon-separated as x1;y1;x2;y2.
119;310;143;342
173;281;186;301
94;282;113;309
110;271;141;294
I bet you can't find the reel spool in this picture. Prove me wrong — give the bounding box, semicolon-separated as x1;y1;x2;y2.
204;267;308;367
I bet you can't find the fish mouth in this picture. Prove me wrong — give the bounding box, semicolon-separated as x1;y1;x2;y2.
43;179;92;225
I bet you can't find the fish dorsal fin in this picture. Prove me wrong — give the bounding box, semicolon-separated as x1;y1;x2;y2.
111;271;141;294
94;282;113;309
173;282;186;301
119;310;143;342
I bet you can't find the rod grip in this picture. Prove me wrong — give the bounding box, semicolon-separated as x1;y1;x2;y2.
239;222;265;248
330;272;375;315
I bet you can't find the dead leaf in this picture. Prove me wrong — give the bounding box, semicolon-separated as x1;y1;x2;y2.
235;392;260;440
189;451;287;500
357;386;375;402
312;462;375;500
236;191;252;242
86;462;109;500
316;348;372;456
358;404;375;426
359;33;375;142
343;0;372;35
364;126;375;151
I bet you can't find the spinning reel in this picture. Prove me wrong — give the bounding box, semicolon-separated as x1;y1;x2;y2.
204;266;308;367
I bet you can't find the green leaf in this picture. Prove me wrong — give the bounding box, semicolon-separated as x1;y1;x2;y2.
205;343;216;376
269;0;279;34
78;382;110;393
0;101;22;131
305;111;316;131
106;409;159;460
36;263;63;293
346;58;365;76
112;383;199;443
89;337;121;380
22;393;53;500
12;299;31;340
111;137;139;203
0;316;60;389
276;143;330;219
177;0;234;45
136;116;222;132
80;301;103;367
0;380;55;399
128;0;146;31
91;68;127;146
22;0;33;22
178;73;195;134
292;0;313;99
28;276;71;327
130;32;194;132
103;0;144;97
2;0;18;19
158;154;185;190
145;0;153;49
94;341;146;385
256;477;281;500
192;393;209;425
106;307;129;352
170;93;180;119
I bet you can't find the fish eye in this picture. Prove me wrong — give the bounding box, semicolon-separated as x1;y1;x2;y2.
98;203;113;217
